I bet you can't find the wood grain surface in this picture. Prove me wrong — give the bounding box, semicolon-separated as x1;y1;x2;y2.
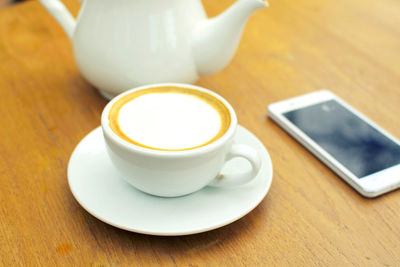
1;0;399;266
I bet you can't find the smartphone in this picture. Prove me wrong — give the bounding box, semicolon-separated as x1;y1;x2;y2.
268;90;400;198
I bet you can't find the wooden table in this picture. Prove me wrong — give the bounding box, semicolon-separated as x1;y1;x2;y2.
1;0;399;265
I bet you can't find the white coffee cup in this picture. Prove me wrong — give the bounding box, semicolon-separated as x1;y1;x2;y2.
101;83;262;197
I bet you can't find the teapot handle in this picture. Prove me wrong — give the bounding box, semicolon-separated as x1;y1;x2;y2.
39;0;77;39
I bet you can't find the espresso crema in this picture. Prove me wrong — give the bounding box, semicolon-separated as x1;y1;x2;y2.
108;86;231;151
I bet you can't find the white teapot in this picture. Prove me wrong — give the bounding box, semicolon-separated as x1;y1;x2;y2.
39;0;267;99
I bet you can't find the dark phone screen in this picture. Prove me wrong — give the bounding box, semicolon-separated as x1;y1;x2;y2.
284;100;400;178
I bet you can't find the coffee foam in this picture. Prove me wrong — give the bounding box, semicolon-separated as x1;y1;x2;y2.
108;86;231;151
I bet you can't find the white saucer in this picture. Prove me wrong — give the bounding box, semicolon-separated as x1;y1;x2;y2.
68;126;273;236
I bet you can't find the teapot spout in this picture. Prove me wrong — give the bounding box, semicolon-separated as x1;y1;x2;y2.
39;0;76;39
191;0;267;75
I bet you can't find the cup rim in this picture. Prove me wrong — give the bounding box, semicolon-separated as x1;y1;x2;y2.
101;83;238;158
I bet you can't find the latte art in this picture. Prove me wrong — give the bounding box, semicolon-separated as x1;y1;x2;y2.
108;86;231;151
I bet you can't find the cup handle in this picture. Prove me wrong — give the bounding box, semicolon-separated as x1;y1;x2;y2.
209;144;262;187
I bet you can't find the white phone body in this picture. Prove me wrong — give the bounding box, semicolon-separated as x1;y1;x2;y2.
268;90;400;198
